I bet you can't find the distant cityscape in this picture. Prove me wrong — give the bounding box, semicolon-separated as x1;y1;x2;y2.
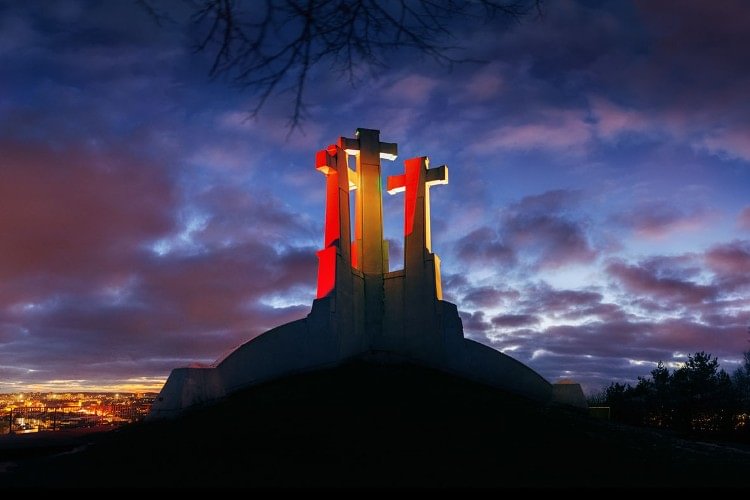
1;392;156;434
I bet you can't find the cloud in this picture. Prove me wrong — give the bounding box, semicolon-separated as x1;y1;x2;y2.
384;74;439;105
504;214;595;268
501;190;596;269
453;190;596;271
459;310;491;335
590;97;651;140
471;109;592;154
610;202;710;239
487;312;749;392
455;227;516;268
516;285;614;320
0;237;319;386
0;135;322;389
462;286;520;308
607;260;718;306
0;139;175;285
491;313;539;328
190;185;319;249
738;207;750;231
704;240;750;277
509;189;583;214
701;128;750;162
462;63;504;101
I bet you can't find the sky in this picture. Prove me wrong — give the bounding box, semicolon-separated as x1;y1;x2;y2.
1;0;749;394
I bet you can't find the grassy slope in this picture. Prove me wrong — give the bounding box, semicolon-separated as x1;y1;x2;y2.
4;361;750;487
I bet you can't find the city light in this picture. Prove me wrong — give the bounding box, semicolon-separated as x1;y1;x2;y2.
1;392;155;435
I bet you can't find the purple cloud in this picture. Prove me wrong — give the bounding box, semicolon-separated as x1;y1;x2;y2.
738;207;750;231
491;314;540;328
455;227;517;267
607;260;718;305
454;190;596;271
704;240;750;292
459;310;491;335
610;202;710;239
501;191;596;269
463;286;520;309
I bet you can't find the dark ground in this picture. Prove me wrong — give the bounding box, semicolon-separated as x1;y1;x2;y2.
3;361;750;488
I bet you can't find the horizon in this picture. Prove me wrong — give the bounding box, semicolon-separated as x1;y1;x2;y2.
1;0;749;394
0;390;158;395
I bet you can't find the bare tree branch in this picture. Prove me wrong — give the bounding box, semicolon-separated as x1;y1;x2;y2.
149;0;542;130
135;0;175;27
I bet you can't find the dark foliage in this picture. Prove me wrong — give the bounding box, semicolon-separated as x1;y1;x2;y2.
599;351;750;438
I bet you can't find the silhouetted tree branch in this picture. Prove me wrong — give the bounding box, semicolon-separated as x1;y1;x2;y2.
142;0;542;129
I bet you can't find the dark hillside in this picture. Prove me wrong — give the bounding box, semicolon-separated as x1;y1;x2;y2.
4;361;750;487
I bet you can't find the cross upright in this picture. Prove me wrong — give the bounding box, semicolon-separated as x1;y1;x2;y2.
339;128;397;275
387;156;448;298
314;144;356;298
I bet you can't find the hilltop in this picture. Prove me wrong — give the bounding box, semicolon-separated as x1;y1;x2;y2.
3;361;750;488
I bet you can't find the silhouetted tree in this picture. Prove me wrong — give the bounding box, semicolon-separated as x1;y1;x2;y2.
732;350;750;409
670;352;737;432
731;350;750;437
603;351;742;436
140;0;541;127
647;361;673;427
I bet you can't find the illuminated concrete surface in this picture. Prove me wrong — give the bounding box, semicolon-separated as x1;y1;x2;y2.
150;128;562;419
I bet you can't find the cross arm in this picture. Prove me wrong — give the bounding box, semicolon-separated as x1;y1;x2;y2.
316;144;358;189
425;165;448;185
339;136;398;160
386;174;406;194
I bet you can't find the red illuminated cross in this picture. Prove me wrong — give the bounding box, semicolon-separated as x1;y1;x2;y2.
387;157;448;252
314;144;357;299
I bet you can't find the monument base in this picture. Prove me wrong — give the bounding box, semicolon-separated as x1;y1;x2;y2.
149;298;558;419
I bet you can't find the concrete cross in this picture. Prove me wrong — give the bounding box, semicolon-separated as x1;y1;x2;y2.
338;128;397;275
314;144;356;298
387;157;448;253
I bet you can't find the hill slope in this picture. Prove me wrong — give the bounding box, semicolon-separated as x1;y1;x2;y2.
4;361;750;487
